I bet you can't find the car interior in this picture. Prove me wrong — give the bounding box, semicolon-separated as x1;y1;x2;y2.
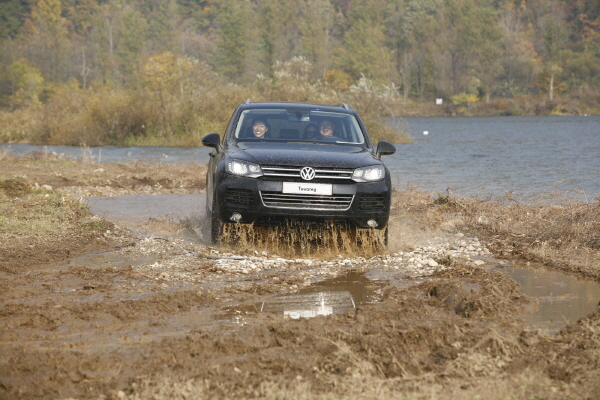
235;110;365;144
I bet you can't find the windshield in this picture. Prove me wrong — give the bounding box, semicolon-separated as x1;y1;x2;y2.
233;109;367;145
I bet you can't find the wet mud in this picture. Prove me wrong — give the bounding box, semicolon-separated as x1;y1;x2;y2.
1;161;600;399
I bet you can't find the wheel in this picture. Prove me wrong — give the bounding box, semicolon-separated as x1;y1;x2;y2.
209;194;223;245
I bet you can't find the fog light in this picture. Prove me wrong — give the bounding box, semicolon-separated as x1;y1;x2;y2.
230;213;242;222
367;219;378;228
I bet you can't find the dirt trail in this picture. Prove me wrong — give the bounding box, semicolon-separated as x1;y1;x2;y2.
1;157;599;399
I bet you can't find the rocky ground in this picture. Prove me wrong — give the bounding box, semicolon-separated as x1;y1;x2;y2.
1;155;599;400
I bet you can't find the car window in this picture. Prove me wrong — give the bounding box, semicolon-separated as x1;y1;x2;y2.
233;109;366;145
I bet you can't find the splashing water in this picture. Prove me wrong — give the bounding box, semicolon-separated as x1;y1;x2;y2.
219;219;388;258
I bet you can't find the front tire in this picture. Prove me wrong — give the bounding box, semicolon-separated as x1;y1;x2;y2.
209;195;223;245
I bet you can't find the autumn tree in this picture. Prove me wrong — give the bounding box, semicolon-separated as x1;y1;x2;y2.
7;59;44;107
386;0;438;100
431;0;499;97
213;0;251;80
258;0;302;76
470;2;503;102
90;1;120;87
498;1;537;96
143;51;199;135
0;0;599;113
22;0;69;82
335;0;392;82
298;0;336;76
143;0;180;53
536;1;567;100
0;0;30;40
116;6;148;86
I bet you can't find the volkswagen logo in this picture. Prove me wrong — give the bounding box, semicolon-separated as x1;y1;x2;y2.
300;167;316;181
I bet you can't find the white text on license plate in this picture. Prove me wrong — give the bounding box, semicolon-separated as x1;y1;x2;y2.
282;182;332;196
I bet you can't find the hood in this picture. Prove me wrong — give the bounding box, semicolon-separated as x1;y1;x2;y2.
229;142;379;168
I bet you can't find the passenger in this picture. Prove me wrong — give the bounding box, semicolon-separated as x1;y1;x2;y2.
303;123;319;139
319;120;338;139
251;118;269;138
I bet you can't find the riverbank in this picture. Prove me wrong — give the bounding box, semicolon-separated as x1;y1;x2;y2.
1;156;599;399
399;95;600;117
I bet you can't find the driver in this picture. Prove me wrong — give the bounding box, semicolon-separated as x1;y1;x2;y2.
319;120;338;138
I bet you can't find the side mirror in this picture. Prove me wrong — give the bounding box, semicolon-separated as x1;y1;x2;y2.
202;133;221;148
376;140;396;158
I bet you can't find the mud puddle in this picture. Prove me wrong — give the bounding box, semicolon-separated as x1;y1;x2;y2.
216;262;600;333
216;270;384;322
497;262;600;333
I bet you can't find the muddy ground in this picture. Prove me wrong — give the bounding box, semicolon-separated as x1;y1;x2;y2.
1;155;599;400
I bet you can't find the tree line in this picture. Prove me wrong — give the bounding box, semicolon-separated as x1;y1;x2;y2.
0;0;598;145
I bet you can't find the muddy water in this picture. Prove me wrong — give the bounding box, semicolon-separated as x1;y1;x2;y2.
217;270;378;321
219;265;600;332
220;221;387;258
498;263;600;332
87;194;386;256
59;253;159;271
87;194;206;238
85;193;600;331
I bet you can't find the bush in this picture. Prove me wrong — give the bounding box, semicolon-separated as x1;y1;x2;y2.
499;100;524;116
0;56;414;146
34;86;159;146
0;107;43;143
254;56;334;104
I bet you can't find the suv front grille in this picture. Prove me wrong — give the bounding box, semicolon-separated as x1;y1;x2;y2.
224;188;254;205
261;165;353;180
260;191;353;210
358;194;386;210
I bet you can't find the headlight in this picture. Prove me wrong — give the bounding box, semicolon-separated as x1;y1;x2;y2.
226;159;263;178
352;165;385;182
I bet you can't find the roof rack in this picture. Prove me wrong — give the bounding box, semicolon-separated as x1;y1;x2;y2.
334;102;349;110
245;99;251;105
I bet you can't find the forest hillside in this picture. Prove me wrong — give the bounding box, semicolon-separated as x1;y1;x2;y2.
1;0;598;145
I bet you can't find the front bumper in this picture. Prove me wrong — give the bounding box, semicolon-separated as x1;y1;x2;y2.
215;175;392;229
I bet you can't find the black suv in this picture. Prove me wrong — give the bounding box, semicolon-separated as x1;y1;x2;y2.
202;101;396;244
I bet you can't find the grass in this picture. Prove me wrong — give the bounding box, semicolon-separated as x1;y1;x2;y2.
390;187;600;281
0;176;114;269
0;180;90;236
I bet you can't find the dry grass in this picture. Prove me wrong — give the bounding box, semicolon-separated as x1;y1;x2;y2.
0;179;88;234
392;187;600;281
118;370;581;400
0;175;114;270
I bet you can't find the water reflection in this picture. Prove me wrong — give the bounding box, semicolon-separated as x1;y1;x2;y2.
218;270;379;321
499;264;600;332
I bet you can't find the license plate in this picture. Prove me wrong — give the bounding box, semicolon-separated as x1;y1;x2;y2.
282;182;332;195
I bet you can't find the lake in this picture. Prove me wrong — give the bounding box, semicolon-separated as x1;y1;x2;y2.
390;115;599;201
2;115;599;201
